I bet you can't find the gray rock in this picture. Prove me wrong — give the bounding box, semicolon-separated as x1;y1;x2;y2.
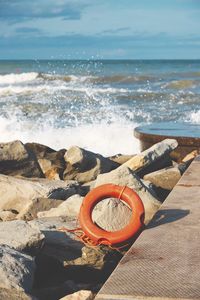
0;245;35;293
123;139;178;172
0;140;43;178
0;140;28;161
30;217;121;273
144;166;182;190
0;174;80;219
92;198;132;232
95;165;162;224
17;198;64;221
30;217;84;264
63;146;119;183
37;194;83;219
0;220;44;254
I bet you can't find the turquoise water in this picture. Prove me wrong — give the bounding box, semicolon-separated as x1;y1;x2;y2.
0;59;200;155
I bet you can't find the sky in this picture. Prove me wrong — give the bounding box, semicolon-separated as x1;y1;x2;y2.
0;0;200;59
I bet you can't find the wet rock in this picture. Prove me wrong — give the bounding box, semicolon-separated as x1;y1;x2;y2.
63;146;119;183
144;166;182;190
0;220;44;254
0;140;43;178
37;194;83;219
0;245;35;294
0;174;80;218
59;290;94;300
123;139;178;172
95;165;162;224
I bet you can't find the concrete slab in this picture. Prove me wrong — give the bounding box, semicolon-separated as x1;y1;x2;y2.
96;157;200;300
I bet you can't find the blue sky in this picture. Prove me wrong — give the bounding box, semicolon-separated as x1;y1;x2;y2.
0;0;200;59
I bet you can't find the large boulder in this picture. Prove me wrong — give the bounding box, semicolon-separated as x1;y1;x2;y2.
0;140;43;178
0;245;35;294
144;166;182;190
0;174;81;219
63;146;119;183
31;217;121;274
123;139;178;173
95;165;162;224
0;220;44;254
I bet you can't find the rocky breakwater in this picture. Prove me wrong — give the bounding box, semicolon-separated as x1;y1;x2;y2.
0;139;197;300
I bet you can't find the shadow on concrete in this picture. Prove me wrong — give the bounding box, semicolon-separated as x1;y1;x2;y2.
147;209;190;229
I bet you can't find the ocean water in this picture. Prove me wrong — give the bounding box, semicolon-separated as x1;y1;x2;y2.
0;59;200;156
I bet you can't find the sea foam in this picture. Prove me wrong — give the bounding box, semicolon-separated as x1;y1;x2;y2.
0;115;139;156
0;72;38;85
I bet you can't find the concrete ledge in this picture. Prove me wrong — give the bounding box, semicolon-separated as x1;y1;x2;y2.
96;157;200;300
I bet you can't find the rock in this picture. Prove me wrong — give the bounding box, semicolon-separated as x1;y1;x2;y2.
38;195;132;233
0;140;43;178
31;217;121;279
59;290;94;300
0;210;17;221
34;280;78;300
143;166;182;190
37;194;83;219
0;220;44;254
0;245;35;293
0;140;28;161
30;217;83;263
182;150;199;163
0;174;80;218
17;198;64;221
95;165;162;224
38;158;61;180
25;143;66;179
92;198;132;232
0;288;35;300
123;139;178;172
108;154;135;165
63;146;119;183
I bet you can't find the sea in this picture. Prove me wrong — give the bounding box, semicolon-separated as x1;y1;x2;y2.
0;59;200;156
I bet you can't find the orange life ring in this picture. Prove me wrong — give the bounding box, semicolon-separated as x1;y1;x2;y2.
79;183;145;247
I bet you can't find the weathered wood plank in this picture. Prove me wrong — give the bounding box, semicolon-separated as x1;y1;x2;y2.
96;157;200;300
